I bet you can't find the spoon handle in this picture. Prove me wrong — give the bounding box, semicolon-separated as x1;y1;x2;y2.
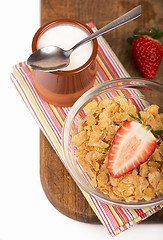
71;5;141;52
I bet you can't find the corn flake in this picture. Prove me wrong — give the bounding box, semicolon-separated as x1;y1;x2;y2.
72;96;163;202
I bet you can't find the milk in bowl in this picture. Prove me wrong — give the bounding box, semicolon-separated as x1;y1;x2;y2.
37;24;93;71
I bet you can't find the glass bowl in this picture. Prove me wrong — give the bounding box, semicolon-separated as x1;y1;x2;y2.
62;78;163;208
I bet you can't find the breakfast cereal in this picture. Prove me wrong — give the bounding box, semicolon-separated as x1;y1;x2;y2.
72;96;163;202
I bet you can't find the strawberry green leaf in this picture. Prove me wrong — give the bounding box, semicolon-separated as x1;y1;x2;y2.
146;124;152;131
127;28;163;45
137;112;142;120
134;28;140;35
129;112;143;124
149;27;163;39
155;31;163;39
151;129;163;139
127;37;134;45
152;130;163;135
128;114;140;122
151;131;159;139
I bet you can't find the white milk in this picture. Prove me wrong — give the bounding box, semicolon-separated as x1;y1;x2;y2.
37;24;93;71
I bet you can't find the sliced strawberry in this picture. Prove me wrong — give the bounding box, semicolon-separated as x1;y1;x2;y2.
108;121;157;178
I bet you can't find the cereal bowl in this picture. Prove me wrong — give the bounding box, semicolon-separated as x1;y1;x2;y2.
62;78;163;208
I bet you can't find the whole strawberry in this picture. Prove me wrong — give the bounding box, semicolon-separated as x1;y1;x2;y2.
128;28;163;80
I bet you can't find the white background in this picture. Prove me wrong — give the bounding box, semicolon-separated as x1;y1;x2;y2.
0;1;162;239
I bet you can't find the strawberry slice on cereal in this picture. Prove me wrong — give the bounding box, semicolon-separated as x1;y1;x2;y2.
108;113;163;178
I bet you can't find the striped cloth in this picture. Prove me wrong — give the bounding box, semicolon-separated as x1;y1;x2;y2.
10;22;162;237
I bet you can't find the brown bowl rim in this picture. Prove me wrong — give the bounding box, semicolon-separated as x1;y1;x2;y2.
32;18;98;75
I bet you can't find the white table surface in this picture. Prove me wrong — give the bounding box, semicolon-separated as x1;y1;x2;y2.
1;1;162;239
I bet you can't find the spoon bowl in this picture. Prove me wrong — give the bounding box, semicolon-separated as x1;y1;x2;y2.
27;5;141;72
27;46;71;71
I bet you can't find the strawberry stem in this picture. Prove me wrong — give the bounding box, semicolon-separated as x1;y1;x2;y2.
128;114;140;122
129;112;143;124
129;112;163;139
137;112;142;120
127;28;163;45
151;129;163;139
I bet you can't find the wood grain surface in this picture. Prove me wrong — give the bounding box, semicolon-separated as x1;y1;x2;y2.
40;0;163;223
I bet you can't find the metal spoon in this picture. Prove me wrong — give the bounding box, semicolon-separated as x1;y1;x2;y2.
27;5;141;72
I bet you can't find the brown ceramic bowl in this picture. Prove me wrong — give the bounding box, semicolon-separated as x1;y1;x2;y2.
31;19;98;107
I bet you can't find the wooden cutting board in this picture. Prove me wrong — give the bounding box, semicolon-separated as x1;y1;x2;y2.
40;0;163;223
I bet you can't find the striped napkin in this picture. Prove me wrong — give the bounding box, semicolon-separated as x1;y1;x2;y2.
10;22;162;237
